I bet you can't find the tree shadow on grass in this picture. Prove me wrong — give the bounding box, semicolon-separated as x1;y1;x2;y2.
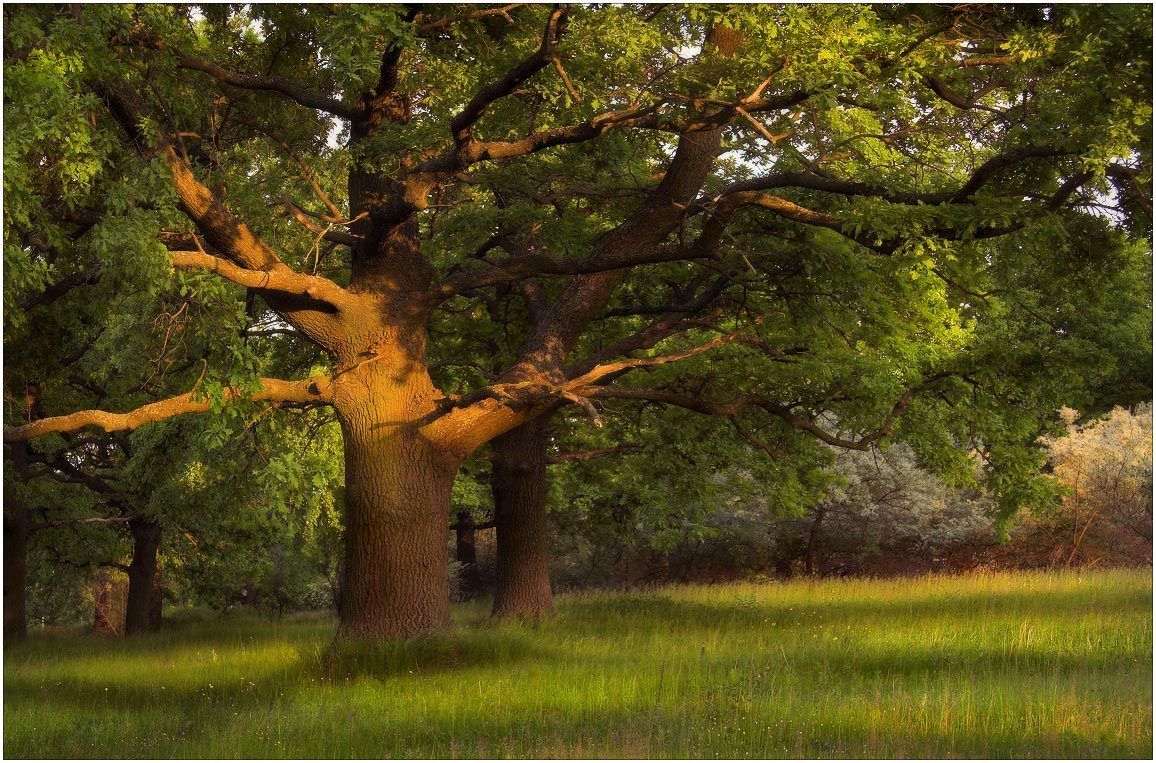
4;582;1150;758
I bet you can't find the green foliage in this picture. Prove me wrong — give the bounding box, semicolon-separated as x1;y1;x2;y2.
2;3;1150;628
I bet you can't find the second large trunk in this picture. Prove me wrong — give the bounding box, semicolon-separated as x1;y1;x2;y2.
491;416;553;619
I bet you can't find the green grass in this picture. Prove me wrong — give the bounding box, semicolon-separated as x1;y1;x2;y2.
5;569;1151;758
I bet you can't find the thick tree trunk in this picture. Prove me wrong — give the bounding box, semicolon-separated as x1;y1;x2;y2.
491;416;553;619
334;363;460;639
125;518;162;635
3;499;31;643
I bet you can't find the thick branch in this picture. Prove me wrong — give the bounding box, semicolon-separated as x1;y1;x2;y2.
97;83;349;349
17;266;102;311
4;376;334;442
449;5;567;144
170;251;352;308
718;145;1067;207
131;34;359;119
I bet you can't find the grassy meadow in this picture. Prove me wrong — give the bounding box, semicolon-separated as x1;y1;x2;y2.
4;568;1151;759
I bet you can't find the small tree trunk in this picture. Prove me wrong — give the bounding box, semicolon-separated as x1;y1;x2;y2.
491;416;553;619
3;499;31;643
805;507;826;577
454;511;481;599
149;567;164;629
125;518;162;635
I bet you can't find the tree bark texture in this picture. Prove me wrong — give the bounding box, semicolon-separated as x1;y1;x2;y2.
333;360;461;639
125;517;162;635
3;499;31;643
491;416;553;619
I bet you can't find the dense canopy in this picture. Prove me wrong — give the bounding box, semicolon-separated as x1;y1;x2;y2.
4;4;1151;639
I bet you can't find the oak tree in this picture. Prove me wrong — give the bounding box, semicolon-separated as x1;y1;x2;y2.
5;4;1150;639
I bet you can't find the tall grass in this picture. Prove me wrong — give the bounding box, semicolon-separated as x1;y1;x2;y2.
5;569;1151;758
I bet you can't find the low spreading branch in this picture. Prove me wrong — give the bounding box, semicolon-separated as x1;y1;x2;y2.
4;376;335;442
580;377;944;452
567;315;773;389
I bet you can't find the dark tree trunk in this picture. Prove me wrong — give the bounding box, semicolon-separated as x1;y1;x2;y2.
454;511;481;599
805;508;826;577
125;518;162;635
491;416;553;619
3;498;31;643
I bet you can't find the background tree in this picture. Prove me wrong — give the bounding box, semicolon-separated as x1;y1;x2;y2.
1010;405;1153;568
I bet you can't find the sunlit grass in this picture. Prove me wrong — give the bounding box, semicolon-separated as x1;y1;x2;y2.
5;569;1151;758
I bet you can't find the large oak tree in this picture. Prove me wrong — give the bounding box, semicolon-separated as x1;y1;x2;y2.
5;4;1150;639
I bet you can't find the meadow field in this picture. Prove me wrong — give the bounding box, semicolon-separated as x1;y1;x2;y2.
4;569;1151;759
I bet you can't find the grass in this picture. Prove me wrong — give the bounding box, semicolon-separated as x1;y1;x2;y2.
4;568;1151;759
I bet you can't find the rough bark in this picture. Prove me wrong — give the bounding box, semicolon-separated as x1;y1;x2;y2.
491;416;553;619
333;358;461;639
124;517;162;635
3;498;31;643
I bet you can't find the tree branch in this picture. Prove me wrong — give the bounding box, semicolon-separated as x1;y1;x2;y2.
417;5;524;35
4;376;335;442
449;5;568;144
31;514;141;532
96;82;350;349
130;33;359;119
546;444;641;464
17;266;102;311
566;315;773;389
580;387;917;452
170;251;352;308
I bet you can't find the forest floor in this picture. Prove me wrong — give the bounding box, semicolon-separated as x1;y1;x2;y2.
4;568;1151;759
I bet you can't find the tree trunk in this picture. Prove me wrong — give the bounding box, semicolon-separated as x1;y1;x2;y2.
334;365;460;639
491;416;553;619
805;507;826;577
125;517;162;635
454;511;481;599
149;566;164;629
3;498;31;643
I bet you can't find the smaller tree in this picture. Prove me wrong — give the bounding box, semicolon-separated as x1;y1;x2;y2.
770;442;995;577
1016;405;1153;568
